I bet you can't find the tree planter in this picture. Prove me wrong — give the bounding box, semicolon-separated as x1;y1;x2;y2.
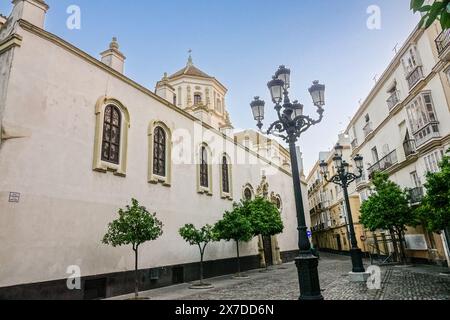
232;274;250;280
126;296;150;300
189;283;214;290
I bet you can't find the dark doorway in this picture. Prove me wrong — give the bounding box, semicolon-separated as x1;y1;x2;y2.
84;278;107;300
336;234;342;252
172;266;184;284
263;236;273;266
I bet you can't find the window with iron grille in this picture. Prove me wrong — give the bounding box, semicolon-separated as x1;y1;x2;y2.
222;156;230;193
101;105;121;164
200;147;208;188
153;126;166;177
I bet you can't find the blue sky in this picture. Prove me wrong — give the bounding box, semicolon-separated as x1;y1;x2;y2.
0;0;420;173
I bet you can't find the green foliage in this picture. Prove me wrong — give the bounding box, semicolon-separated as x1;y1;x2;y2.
411;0;450;29
179;224;216;248
179;223;217;284
214;204;254;243
102;198;163;250
360;172;418;234
243;197;284;237
417;149;450;232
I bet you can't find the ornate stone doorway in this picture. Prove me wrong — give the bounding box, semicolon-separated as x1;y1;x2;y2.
251;175;284;268
262;236;273;267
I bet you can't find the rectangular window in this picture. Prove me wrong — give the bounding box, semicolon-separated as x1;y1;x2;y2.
406;92;440;147
424;150;443;173
410;171;421;187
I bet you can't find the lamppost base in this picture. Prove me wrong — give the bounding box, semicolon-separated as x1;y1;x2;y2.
295;252;324;301
350;248;365;273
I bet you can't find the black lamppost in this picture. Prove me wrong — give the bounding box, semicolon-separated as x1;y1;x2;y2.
319;145;366;273
250;65;325;300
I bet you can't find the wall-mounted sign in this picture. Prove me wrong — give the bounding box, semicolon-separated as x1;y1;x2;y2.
405;234;428;251
9;192;20;203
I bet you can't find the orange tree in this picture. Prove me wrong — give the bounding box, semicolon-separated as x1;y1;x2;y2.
102;199;163;298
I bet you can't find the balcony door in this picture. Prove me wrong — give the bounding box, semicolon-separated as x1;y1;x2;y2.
371;147;379;163
410;171;421;188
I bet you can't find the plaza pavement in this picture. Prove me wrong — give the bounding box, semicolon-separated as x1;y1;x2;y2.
109;253;450;300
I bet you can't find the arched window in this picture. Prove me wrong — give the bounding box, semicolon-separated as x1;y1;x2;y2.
101;105;121;164
200;146;209;188
242;184;254;201
222;156;230;194
148;121;172;186
153;126;166;177
194;94;202;105
244;188;252;201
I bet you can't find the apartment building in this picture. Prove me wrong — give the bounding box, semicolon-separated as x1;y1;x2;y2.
307;135;370;255
344;22;450;266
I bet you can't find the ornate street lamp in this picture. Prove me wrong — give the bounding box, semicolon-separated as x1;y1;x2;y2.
319;147;366;275
250;65;325;300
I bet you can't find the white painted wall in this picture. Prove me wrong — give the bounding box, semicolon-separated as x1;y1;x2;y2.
0;24;303;287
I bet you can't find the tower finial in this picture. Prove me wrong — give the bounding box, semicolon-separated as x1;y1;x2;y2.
110;37;119;50
187;49;193;66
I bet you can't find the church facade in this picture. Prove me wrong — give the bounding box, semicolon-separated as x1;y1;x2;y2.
0;1;309;299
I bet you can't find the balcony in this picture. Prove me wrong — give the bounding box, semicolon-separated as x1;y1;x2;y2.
351;138;359;150
363;122;373;138
355;171;367;185
436;28;450;61
403;139;417;157
406;66;424;89
368;150;398;177
414;121;440;148
409;187;424;205
387;91;400;111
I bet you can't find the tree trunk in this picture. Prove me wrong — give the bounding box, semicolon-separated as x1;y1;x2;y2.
134;246;139;298
200;251;204;285
444;227;450;269
389;229;400;263
397;231;407;264
236;240;241;277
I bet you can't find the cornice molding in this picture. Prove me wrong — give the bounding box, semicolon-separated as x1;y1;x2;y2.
0;33;22;55
345;25;424;132
16;20;291;177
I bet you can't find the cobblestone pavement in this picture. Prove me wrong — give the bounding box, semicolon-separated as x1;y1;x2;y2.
112;253;450;300
177;253;450;300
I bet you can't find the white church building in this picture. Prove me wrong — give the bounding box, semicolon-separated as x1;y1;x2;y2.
0;0;310;299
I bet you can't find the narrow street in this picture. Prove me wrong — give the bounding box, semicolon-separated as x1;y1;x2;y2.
111;253;450;300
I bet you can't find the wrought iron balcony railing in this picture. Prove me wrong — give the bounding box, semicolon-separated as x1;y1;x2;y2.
363;122;373;138
406;66;424;89
387;91;400;111
368;149;398;177
351;138;359;150
403;139;417;157
436;28;450;56
355;172;367;186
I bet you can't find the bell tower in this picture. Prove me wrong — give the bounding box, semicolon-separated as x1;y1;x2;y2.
156;52;233;132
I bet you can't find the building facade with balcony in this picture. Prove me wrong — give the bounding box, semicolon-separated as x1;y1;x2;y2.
306;135;370;255
344;21;450;266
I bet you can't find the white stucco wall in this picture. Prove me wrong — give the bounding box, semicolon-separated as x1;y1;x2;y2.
0;23;304;288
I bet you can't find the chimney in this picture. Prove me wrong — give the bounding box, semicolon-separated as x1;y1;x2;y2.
0;14;6;29
11;0;49;29
100;37;126;74
155;73;175;104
